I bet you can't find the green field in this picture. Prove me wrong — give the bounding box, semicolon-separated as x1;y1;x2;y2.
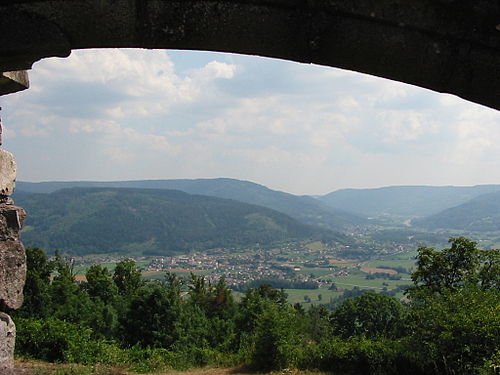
363;259;416;271
284;287;342;305
305;241;326;251
296;267;336;277
331;274;410;290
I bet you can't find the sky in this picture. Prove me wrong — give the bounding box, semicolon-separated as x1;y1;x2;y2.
1;48;499;195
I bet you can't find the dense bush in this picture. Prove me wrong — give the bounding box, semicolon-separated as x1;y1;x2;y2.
15;318;99;363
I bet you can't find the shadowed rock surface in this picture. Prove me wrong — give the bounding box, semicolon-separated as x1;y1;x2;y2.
0;202;26;311
0;148;25;373
0;0;499;108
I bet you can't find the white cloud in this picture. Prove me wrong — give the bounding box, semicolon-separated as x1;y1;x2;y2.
1;49;499;194
379;110;437;143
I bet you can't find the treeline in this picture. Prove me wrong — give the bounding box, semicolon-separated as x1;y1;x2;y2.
12;238;500;374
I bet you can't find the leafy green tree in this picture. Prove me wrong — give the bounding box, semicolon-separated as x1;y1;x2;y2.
408;286;499;375
407;237;500;374
14;247;54;318
409;237;499;298
113;259;144;297
120;282;181;348
305;304;332;343
210;276;237;319
251;302;304;370
48;251;93;324
330;292;406;339
84;264;118;303
185;275;237;351
237;284;287;337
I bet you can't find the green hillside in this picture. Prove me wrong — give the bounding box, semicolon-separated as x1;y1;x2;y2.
318;185;500;218
16;178;368;230
17;187;340;255
413;191;500;231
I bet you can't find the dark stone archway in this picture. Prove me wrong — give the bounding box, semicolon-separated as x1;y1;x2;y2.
0;0;499;109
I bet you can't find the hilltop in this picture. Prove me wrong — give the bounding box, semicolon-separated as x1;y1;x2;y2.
16;187;341;256
317;185;500;218
412;190;500;232
16;178;368;231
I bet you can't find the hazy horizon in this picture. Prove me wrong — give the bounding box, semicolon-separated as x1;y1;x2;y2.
16;177;500;196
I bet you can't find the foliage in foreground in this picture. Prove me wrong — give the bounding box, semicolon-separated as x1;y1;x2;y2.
13;238;500;374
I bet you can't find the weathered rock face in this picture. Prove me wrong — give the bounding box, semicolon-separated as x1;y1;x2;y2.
0;202;26;310
0;149;25;311
0;312;15;372
0;129;26;374
0;150;16;196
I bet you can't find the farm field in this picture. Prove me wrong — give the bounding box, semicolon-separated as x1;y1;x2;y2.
362;252;417;271
284;287;342;305
331;274;409;290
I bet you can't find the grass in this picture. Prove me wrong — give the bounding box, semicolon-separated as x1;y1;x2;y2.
284;287;342;305
305;241;325;251
332;274;409;290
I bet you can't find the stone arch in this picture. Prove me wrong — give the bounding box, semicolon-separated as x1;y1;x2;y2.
0;0;499;109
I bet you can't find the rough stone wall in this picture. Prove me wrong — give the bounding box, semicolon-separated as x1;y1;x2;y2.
0;149;26;373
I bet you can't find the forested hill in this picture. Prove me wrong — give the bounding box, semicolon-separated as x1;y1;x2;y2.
412;191;500;232
16;178;368;230
318;185;500;218
16;187;341;256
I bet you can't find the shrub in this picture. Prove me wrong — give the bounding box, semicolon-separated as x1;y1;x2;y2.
15;318;98;363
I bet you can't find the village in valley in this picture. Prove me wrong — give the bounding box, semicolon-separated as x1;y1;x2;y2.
71;240;415;305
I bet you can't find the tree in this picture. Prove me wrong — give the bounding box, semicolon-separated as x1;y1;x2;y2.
85;264;118;303
251;302;304;370
330;292;406;339
113;259;143;297
306;304;332;343
236;284;288;347
407;237;500;374
14;247;54;318
48;252;93;324
408;286;499;374
120;282;181;348
409;237;500;298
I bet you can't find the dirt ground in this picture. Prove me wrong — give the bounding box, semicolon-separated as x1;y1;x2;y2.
12;360;329;375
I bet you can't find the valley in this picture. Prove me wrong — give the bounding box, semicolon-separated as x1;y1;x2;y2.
68;240;415;307
15;178;500;307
